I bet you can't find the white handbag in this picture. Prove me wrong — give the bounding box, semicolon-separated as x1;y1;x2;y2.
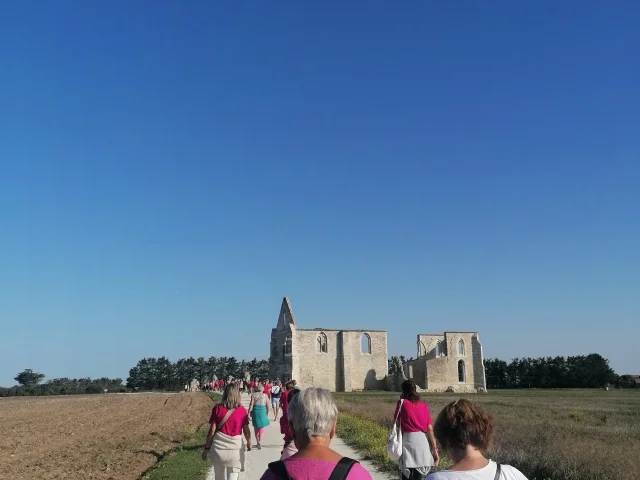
386;399;404;463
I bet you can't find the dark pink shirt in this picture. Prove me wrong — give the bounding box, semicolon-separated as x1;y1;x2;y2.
209;404;249;436
394;399;432;433
260;458;372;480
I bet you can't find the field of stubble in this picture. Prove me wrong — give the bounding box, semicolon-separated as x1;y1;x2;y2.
335;389;640;480
0;393;213;480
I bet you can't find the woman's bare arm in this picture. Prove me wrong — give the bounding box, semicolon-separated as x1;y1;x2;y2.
202;423;216;460
427;424;439;466
243;424;252;449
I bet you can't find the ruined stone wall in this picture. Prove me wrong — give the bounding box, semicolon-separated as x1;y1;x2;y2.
269;324;295;383
268;297;389;392
295;329;342;391
418;334;446;360
471;334;486;391
425;332;483;392
406;332;486;392
405;358;428;389
342;331;388;391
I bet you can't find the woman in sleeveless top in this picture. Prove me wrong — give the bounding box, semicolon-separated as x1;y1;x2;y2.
249;383;271;449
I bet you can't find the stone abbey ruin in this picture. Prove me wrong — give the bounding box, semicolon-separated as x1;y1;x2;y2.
268;297;487;392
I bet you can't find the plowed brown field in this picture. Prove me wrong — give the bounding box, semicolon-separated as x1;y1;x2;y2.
0;393;213;480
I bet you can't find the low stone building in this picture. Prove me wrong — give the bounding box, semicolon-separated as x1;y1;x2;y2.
268;297;388;392
404;332;487;392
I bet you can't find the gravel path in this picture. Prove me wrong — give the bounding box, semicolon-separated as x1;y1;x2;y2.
206;393;392;480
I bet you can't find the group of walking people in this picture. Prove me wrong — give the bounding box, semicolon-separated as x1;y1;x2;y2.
201;379;528;480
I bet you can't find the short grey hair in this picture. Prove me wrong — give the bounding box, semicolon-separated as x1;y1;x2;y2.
288;387;338;439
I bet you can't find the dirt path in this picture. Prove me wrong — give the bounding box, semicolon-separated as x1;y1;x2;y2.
206;393;392;480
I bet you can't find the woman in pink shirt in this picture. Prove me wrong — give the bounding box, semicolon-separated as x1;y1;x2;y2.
260;387;373;480
393;380;439;480
202;384;252;480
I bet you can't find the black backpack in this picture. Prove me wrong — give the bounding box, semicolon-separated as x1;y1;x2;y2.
268;457;358;480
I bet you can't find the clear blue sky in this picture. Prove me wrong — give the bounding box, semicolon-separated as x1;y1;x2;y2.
1;2;638;386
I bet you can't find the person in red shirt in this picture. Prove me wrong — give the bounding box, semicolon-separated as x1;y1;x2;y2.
393;380;439;480
279;385;300;459
278;380;297;450
203;383;251;480
264;380;272;399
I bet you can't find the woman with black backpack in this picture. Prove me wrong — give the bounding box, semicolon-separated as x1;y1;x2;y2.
270;379;283;421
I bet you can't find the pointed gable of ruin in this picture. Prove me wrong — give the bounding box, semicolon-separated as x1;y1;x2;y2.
276;296;296;330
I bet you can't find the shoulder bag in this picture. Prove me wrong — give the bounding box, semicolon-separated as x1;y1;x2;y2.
386;399;404;463
214;407;236;434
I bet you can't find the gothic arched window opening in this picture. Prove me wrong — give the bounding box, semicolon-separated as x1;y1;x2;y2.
317;332;328;353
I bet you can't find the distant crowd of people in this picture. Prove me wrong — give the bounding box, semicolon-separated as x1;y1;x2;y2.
185;378;281;394
201;379;529;480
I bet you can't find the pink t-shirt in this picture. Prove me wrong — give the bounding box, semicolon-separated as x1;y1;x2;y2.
260;458;373;480
265;383;272;397
209;404;249;436
394;399;432;433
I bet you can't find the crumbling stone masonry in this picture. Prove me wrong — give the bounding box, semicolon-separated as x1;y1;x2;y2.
404;332;487;392
268;297;388;392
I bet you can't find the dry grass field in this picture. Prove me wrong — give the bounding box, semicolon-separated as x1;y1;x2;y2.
0;393;213;480
335;389;640;480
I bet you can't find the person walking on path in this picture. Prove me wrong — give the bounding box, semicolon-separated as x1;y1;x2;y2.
280;387;300;460
270;380;283;421
279;380;295;446
248;383;271;450
260;387;373;480
426;399;528;480
264;380;272;399
202;383;252;480
394;380;439;480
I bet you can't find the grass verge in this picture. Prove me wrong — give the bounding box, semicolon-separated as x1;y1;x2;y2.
336;411;453;475
336;412;397;473
144;429;210;480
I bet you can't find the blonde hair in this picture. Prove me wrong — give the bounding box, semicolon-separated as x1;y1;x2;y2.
222;383;241;409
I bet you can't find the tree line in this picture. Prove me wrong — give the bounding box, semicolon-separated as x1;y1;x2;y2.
4;353;634;397
0;369;125;397
483;354;635;389
2;356;270;397
125;356;270;391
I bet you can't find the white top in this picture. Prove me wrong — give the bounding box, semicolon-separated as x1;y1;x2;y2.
426;461;528;480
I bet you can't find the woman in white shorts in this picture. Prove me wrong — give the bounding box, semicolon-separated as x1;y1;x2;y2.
269;380;282;421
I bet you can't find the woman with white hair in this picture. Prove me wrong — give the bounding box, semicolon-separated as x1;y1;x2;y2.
248;382;270;449
202;383;252;480
260;387;373;480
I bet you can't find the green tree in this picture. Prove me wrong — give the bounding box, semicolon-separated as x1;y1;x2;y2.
14;369;45;387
